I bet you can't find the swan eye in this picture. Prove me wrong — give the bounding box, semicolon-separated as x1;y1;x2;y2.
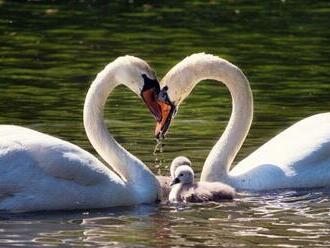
141;74;160;93
179;173;184;177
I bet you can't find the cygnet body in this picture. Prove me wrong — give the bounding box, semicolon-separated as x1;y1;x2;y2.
169;164;235;203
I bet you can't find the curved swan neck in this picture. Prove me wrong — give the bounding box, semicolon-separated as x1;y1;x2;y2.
198;57;253;183
83;62;159;195
162;54;253;183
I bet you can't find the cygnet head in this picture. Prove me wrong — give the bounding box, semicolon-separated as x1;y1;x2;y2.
170;156;192;179
171;165;194;186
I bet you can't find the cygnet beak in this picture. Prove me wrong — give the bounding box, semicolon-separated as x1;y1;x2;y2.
170;177;181;186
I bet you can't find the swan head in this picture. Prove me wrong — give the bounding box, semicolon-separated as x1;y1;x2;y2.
154;53;212;138
170;156;192;179
154;86;177;138
113;56;162;122
170;165;194;186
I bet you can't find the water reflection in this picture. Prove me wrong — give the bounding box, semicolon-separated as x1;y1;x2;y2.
1;191;330;247
1;0;330;247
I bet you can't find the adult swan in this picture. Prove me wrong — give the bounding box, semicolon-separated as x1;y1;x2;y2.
0;56;162;212
155;53;330;191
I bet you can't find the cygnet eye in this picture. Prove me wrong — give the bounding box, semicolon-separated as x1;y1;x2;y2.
179;173;184;177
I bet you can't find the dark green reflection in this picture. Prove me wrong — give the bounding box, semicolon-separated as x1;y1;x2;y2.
0;0;329;174
1;1;330;247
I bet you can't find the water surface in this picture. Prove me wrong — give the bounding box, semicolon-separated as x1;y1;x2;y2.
1;0;330;247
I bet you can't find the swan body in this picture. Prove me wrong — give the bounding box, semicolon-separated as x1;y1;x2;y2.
0;56;161;212
169;164;235;203
0;125;132;211
230;113;330;190
155;53;330;191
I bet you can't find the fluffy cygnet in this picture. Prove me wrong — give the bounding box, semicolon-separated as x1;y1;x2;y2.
169;164;235;203
156;156;192;201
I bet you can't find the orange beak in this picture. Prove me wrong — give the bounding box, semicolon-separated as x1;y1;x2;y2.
154;100;175;139
141;88;162;122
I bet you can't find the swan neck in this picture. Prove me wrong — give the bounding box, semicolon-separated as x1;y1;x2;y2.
83;64;160;199
198;60;253;183
161;54;253;184
83;65;124;178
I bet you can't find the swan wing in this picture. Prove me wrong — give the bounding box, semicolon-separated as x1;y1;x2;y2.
0;125;121;185
0;125;128;211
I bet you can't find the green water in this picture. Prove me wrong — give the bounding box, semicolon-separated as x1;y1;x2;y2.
1;0;330;247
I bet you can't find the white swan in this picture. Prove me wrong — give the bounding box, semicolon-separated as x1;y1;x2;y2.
0;55;162;212
154;53;330;191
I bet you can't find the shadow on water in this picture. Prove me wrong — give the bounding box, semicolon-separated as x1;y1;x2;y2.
0;204;161;221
